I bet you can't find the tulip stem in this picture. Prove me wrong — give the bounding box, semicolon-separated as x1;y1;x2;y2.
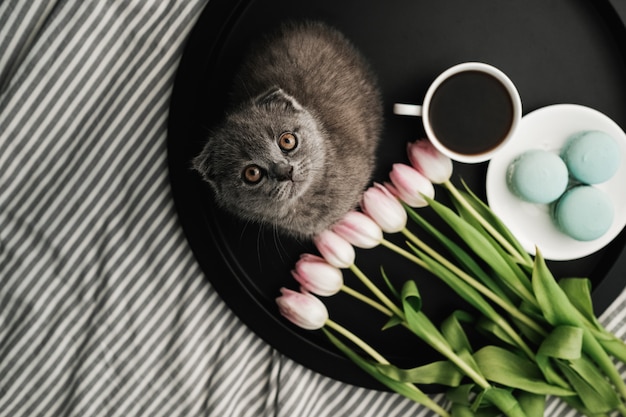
340;282;493;391
341;285;394;317
349;264;404;319
380;238;429;269
325;320;452;417
442;180;530;266
399;228;547;340
326;319;389;364
382;233;543;359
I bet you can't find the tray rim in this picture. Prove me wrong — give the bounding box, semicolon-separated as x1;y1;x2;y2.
167;0;626;390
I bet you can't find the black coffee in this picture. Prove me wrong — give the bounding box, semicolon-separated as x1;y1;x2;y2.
428;70;514;156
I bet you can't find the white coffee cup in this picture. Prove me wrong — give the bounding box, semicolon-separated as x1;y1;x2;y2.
394;62;522;163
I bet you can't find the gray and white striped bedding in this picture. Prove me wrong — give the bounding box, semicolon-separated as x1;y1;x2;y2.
1;2;625;416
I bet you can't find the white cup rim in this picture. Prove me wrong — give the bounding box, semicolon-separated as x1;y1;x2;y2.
399;62;522;164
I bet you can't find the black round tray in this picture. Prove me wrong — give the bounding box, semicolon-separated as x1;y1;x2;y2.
167;0;626;391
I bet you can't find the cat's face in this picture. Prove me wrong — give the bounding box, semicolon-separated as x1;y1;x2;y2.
193;88;326;229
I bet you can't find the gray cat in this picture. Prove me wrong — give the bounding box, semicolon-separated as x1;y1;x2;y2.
193;21;383;238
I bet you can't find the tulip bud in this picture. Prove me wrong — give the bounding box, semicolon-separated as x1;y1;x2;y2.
388;163;434;207
407;139;453;184
292;254;343;296
332;211;383;249
313;229;356;268
361;183;407;233
276;288;329;330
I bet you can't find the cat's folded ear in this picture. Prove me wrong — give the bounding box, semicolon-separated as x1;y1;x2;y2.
191;145;218;189
255;87;303;111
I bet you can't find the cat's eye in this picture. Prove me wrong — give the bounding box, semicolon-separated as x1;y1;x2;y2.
278;132;298;152
242;164;264;184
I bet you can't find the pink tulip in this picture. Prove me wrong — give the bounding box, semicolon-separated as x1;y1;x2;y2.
332;211;383;249
313;229;356;268
407;139;453;184
292;254;343;296
388;163;434;208
360;183;407;233
276;288;329;330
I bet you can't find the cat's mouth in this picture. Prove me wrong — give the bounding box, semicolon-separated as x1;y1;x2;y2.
269;164;312;200
267;159;322;204
273;178;307;201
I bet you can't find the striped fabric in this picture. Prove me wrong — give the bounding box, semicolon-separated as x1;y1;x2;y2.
0;2;625;417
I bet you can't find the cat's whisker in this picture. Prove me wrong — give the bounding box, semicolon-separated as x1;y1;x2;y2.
235;218;265;271
239;218;251;239
255;222;265;270
268;200;290;262
198;124;213;134
272;224;288;265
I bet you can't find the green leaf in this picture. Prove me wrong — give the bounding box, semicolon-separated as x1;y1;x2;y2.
448;198;535;308
450;404;476;417
441;311;475;354
376;360;464;386
537;326;583;360
405;205;512;303
516;302;548;344
473;346;575;396
531;250;581;327
517;392;545;417
458;349;483;382
532;251;626;399
471;389;488;412
407;243;501;328
454;405;510;417
481;387;528;417
533;353;572;395
559;278;626;363
559;278;597;325
426;196;535;304
475;317;517;347
598;337;626;364
403;279;422;312
380;266;400;300
401;281;491;390
447;384;475;406
407;243;535;358
559;396;608;417
570;357;622;408
449;388;506;417
400;281;450;349
381;315;403;330
456;183;532;266
322;328;450;416
556;359;621;413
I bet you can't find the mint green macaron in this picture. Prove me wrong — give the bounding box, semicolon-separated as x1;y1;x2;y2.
553;186;614;241
506;150;569;204
561;130;621;184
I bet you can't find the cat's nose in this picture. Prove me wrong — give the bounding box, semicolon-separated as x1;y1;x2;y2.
269;162;293;181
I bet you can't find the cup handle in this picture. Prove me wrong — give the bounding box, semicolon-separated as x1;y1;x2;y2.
393;103;423;117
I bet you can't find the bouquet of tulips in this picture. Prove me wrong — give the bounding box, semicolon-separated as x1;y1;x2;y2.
276;139;626;417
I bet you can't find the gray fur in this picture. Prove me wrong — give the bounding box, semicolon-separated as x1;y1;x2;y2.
193;21;383;238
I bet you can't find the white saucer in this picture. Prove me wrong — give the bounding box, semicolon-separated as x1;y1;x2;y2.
486;104;626;261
